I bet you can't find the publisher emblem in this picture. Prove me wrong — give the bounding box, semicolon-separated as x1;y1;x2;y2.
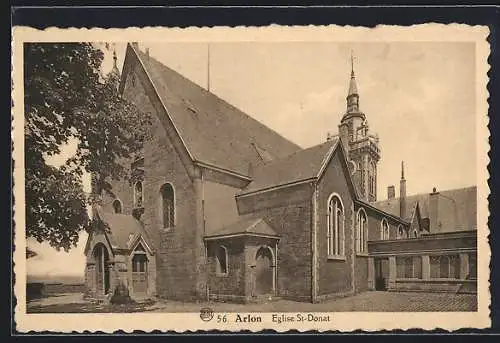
200;307;214;322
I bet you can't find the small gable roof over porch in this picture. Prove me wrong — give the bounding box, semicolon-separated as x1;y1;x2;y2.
85;208;155;255
205;217;279;241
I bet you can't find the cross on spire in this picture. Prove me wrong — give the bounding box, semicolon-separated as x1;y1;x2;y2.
351;50;356;77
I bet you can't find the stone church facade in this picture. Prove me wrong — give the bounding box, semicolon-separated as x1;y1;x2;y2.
84;43;477;303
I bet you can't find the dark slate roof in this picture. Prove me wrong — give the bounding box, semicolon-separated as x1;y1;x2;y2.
240;139;338;195
132;46;301;177
205;217;278;239
96;208;153;250
373;186;477;232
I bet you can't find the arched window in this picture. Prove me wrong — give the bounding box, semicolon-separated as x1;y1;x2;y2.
216;245;228;275
356;208;368;253
112;199;122;214
134;181;143;208
327;194;344;257
160;183;175;229
381;218;390;240
397;225;405;239
413;229;418;238
369;161;376;196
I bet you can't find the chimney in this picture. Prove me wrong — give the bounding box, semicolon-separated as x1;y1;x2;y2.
145;47;150;59
387;185;395;200
131;42;139;50
399;161;407;219
326;132;333;141
429;187;440;233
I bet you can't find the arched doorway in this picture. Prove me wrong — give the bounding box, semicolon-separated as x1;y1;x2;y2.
131;243;149;295
254;246;274;295
93;243;110;295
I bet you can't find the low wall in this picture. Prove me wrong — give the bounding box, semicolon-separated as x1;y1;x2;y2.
368;230;477;294
392;279;477;294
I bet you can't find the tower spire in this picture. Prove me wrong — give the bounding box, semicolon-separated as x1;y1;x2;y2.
346;50;359;113
348;50;358;96
351;50;355;76
401;161;405;180
109;45;121;88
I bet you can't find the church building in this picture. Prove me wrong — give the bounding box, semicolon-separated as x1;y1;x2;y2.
84;43;477;303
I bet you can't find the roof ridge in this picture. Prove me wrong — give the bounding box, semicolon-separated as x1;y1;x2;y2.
137;50;302;151
252;139;336;168
246;218;264;232
374;185;477;204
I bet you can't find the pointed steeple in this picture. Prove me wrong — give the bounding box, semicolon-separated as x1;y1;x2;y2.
346;51;360;113
111;49;120;77
108;48;121;91
348;52;358;96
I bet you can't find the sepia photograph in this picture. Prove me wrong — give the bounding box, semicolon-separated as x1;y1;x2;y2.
12;25;490;332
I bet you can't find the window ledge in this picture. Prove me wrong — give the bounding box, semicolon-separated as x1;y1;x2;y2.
356;253;369;257
327;255;346;261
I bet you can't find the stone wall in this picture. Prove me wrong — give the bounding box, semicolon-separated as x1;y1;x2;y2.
237;183;313;301
117;62;204;300
206;238;246;299
316;148;355;298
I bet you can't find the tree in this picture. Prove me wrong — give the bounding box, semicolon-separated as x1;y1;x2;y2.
24;43;151;251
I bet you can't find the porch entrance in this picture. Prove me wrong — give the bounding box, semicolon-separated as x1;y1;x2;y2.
254;247;274;295
132;244;148;295
375;258;389;291
93;243;110;295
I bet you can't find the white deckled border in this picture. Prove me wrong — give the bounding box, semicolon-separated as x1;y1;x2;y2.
12;24;491;333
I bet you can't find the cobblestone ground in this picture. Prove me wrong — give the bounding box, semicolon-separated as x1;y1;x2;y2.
149;291;477;312
27;291;477;313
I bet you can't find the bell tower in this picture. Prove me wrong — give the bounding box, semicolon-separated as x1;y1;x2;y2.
338;52;381;202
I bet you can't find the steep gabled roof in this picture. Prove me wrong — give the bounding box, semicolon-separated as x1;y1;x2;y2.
373;186;477;232
239;139;339;195
94;208;154;252
373;193;429;222
124;44;301;177
205;217;279;240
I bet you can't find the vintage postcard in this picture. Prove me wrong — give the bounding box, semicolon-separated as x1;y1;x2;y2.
12;24;490;332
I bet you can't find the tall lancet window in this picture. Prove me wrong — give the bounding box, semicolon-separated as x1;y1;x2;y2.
134;181;143;208
369;161;376;196
327;194;344;257
357;209;368;254
381;218;390;240
160;183;175;229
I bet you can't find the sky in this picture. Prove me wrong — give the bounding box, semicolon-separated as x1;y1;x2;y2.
27;41;477;280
